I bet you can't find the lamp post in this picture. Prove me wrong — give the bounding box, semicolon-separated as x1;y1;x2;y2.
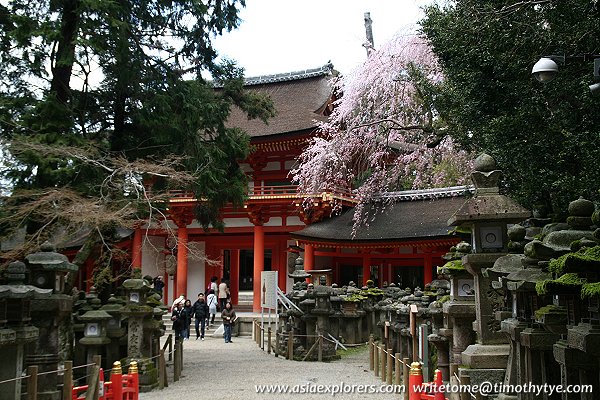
532;54;600;94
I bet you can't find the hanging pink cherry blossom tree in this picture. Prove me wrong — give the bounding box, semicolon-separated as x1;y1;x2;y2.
291;32;472;230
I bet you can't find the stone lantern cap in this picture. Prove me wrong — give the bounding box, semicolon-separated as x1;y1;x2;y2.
100;296;125;315
122;278;152;292
79;309;113;322
448;154;530;226
0;261;52;299
25;241;78;272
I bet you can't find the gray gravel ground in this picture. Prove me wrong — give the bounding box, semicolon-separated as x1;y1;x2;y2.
140;334;403;399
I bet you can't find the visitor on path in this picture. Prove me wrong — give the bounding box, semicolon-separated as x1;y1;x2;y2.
221;301;236;343
171;294;185;311
171;301;186;341
153;276;164;295
218;280;229;311
183;299;193;340
206;289;218;326
192;293;209;340
207;276;218;295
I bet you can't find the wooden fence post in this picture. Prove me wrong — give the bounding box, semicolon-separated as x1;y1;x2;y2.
386;349;393;385
288;330;294;360
317;336;323;362
402;357;410;400
267;328;272;354
374;343;379;377
158;349;167;390
369;335;374;371
459;374;471;400
394;353;401;385
63;361;73;400
174;340;180;382
380;346;386;382
27;365;38;400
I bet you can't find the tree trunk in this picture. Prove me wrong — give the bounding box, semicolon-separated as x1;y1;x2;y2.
50;0;81;105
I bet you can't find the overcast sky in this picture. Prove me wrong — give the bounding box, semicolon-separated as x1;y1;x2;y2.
212;0;433;77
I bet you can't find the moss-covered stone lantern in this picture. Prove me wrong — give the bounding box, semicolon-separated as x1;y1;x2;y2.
448;154;530;391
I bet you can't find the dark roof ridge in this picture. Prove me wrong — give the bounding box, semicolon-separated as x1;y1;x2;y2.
242;62;334;86
373;185;475;201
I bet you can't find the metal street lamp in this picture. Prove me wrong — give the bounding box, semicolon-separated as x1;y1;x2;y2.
532;55;600;95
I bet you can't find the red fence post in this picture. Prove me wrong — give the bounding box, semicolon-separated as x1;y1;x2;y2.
110;362;123;400
409;362;423;400
433;369;445;400
127;361;139;400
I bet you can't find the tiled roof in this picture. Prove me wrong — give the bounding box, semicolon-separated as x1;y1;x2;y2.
225;63;334;138
292;190;471;243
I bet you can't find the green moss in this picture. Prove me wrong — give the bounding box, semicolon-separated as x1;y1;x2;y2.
360;288;385;297
438;295;450;303
437;259;465;274
536;273;587;295
581;282;600;299
549;246;600;274
534;305;565;320
344;294;367;302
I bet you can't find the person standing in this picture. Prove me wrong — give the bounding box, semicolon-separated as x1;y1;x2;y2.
206;289;218;326
182;299;193;340
153;276;165;295
218;280;229;311
221;301;236;343
207;276;218;295
192;293;209;340
171;301;185;341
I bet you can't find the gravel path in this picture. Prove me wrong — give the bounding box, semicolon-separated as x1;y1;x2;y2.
140;334;402;399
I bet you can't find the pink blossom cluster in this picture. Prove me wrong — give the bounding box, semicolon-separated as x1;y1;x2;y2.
291;32;472;232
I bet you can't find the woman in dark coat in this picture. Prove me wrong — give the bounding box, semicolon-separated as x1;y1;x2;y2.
182;299;193;340
192;293;209;340
221;301;237;343
171;302;186;341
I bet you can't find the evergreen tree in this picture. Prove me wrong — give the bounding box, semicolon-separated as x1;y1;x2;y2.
0;1;274;274
421;0;600;216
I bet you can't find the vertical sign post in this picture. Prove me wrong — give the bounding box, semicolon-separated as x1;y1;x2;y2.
261;271;279;344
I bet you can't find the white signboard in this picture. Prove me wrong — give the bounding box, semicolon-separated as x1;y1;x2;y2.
261;271;278;309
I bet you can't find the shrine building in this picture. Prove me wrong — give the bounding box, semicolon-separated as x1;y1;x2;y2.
78;64;470;311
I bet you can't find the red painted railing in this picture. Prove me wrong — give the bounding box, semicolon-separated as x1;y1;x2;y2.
72;361;138;400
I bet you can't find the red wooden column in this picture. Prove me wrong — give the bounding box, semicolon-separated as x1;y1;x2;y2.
304;244;314;271
131;228;143;270
252;225;265;311
230;249;240;306
249;207;269;312
176;226;188;297
424;250;433;285
362;252;371;286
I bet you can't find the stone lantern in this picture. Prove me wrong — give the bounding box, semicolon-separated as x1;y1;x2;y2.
121;277;158;391
25;242;77;400
100;296;126;366
26;241;78;294
0;261;51;400
447;154;530;389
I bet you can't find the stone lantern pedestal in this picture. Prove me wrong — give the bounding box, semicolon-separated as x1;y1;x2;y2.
25;242;77;400
121;278;158;391
447;154;530;391
0;261;50;400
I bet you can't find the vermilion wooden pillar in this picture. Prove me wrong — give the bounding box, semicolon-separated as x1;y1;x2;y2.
252;225;265;311
278;240;287;290
230;249;240;305
424;251;433;285
362;253;371;286
304;244;314;271
176;226;188;297
131;228;142;269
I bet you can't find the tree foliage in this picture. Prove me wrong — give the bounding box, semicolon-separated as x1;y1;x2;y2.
291;33;472;228
0;0;274;266
421;0;600;216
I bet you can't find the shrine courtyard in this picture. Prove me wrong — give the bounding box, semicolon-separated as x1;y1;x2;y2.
139;335;400;399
